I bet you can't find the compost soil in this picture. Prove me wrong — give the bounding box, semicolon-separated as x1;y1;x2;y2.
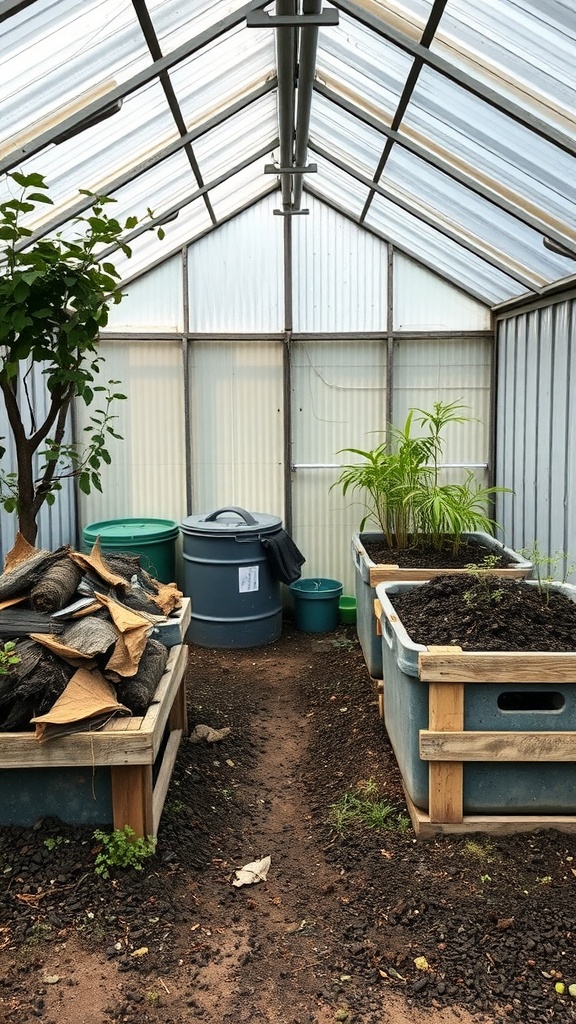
363;539;516;570
1;620;575;1024
390;574;576;652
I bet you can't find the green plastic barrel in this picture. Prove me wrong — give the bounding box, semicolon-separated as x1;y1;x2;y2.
82;518;179;584
290;578;343;633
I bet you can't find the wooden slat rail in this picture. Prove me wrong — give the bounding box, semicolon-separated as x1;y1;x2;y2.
369;565;529;586
421;730;576;762
419;650;576;684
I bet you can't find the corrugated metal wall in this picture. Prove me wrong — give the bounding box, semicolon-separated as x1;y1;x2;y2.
495;297;576;577
293;196;387;333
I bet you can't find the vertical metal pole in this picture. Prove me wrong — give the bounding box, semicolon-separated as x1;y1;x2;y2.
283;213;294;533
386;242;394;425
182;245;193;515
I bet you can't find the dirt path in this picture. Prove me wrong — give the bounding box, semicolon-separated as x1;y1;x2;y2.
2;627;574;1023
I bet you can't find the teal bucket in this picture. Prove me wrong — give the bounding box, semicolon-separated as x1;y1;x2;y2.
82;518;179;584
290;578;343;633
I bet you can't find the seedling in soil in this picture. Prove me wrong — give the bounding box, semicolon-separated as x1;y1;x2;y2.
329;778;410;836
463;555;504;608
93;825;156;879
522;544;575;605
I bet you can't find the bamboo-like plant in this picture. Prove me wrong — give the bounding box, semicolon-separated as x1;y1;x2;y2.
334;400;508;554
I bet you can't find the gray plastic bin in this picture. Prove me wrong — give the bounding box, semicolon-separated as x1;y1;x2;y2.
181;507;283;649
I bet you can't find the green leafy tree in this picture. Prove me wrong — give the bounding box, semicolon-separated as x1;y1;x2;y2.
0;170;163;544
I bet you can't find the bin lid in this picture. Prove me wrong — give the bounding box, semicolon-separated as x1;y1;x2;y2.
181;506;282;537
83;518;179;542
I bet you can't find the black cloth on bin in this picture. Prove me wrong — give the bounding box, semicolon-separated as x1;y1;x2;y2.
262;530;306;584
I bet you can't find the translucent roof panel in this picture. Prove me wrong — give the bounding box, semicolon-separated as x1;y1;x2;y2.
317;9;415;126
193;94;278;181
403;67;576;245
365;192;521;304
168;23;274;131
146;0;253;53
307;153;369;219
207;158;279;223
309;93;386;177
433;0;576;134
3;80;179;232
384;148;572;287
1;0;576;301
0;0;148;156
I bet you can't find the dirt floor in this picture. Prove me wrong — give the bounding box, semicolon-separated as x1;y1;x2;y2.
1;619;576;1024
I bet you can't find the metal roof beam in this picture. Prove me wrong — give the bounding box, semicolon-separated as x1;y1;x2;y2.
360;0;448;221
330;0;576;159
0;0;270;175
0;0;38;22
314;82;576;256
309;141;541;292
303;183;496;305
131;0;216;224
16;80;277;249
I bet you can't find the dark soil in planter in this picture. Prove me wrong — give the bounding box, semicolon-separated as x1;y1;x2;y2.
391;574;576;651
364;537;516;569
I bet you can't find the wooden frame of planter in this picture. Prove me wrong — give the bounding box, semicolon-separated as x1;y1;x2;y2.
414;647;576;837
375;583;576;838
353;531;533;682
0;600;191;838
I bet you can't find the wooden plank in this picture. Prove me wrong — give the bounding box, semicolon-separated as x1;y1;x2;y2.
405;797;576;838
152;729;183;835
421;730;576;762
110;763;153;837
168;673;188;736
369;565;529;586
374;598;382;635
428;681;464;824
0;731;154;769
419;650;576;683
146;644;188;759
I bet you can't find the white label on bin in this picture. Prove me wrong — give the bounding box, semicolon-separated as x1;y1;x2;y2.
239;565;259;593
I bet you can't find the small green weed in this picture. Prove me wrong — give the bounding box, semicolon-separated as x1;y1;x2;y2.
0;640;19;675
93;826;156;879
463;555;505;609
463;837;494;860
330;636;358;651
329;779;410;836
164;799;185;816
43;835;70;851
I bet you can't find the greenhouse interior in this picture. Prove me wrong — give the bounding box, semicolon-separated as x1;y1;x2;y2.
1;0;576;594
